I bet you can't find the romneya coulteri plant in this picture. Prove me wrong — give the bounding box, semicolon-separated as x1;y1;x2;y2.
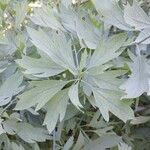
0;0;150;149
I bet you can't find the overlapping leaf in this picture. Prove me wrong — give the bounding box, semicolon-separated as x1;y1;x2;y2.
92;0;133;31
0;72;24;106
43;89;69;133
120;55;149;98
3;119;49;143
15;80;67;111
30;5;64;31
16;53;65;77
124;1;150;30
88;33;127;68
27;27;78;75
87;70;134;122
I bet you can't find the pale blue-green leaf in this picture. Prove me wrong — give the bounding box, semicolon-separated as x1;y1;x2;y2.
11;142;25;150
93;88;134;122
124;1;150;30
17;123;49;143
94;126;114;137
91;70;135;122
75;15;100;49
16;54;65;77
59;6;77;34
120;56;149;98
82;74;93;97
63;136;74;150
15;1;28;28
127;50;136;61
131;116;150;125
68;82;83;109
0;119;5;135
60;7;101;49
84;134;122;150
0;32;16;56
88;33;127;69
0;134;10;150
27;27;77;75
43;89;69;133
0;72;24;106
72;132;85;150
3;120;49;143
79;49;88;70
118;142;132;150
89;111;105;129
0;60;8;73
30;6;64;31
15;80;67;110
64;104;79;121
92;70;127;91
92;0;133;31
135;28;150;44
88;64;113;76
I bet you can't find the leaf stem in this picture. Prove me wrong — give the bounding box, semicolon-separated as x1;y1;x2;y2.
53;129;56;150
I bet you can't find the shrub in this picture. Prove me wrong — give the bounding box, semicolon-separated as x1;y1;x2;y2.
0;0;150;149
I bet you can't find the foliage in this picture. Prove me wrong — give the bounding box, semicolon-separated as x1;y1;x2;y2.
0;0;150;149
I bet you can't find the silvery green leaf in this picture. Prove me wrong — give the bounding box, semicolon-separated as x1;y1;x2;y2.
27;27;78;75
120;56;149;98
92;0;132;31
59;6;77;35
0;72;24;106
88;33;127;69
94;126;114;137
75;14;101;49
3;119;49;143
88;70;134;122
15;1;28;28
92;70;127;91
127;50;136;61
64;104;79;121
1;63;18;81
16;123;49;143
16;54;65;78
43;89;69;133
2;119;19;135
124;1;150;30
68;82;83;109
79;49;88;70
60;7;101;49
0;32;16;56
87;64;112;76
82;74;93;97
15;80;67;110
0;119;5;135
135;28;150;44
93;85;134;122
30;6;64;31
131;116;150;125
0;134;10;150
63;136;74;150
89;111;104;129
0;60;8;73
72;132;85;150
84;134;122;150
118;142;132;150
11;142;25;150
